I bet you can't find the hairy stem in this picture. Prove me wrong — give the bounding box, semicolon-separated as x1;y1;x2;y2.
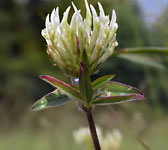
82;105;101;150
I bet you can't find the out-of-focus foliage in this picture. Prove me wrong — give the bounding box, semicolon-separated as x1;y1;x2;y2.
0;0;68;117
152;6;168;47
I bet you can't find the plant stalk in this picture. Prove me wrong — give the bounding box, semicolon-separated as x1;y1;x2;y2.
82;105;101;150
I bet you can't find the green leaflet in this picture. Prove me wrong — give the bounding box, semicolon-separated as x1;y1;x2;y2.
101;81;143;96
112;47;168;69
92;74;115;91
79;63;93;104
92;81;145;105
92;94;144;105
32;89;71;111
40;75;84;103
113;47;168;56
81;49;90;68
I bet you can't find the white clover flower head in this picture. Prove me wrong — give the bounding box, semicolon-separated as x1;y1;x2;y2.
73;127;122;150
42;0;118;77
73;126;102;145
102;129;122;150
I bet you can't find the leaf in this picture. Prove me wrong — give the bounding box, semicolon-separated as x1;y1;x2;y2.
32;89;71;111
112;47;168;69
92;74;115;91
79;63;93;104
92;81;145;105
117;54;164;69
113;47;168;56
82;49;90;68
92;94;144;105
102;81;144;96
40;75;83;103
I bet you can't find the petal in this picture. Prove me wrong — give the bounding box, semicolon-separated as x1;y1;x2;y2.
98;2;105;17
84;0;92;35
41;29;46;38
61;6;71;24
110;9;116;26
51;8;56;25
70;11;78;27
55;7;60;24
96;41;115;65
85;0;91;15
90;4;98;20
45;14;50;28
72;2;78;12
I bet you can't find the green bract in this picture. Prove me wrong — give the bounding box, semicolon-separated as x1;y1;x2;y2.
42;0;118;77
32;73;145;111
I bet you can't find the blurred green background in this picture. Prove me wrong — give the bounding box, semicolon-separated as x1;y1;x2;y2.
0;0;168;149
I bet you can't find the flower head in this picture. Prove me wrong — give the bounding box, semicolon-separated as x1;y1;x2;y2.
42;0;118;77
73;126;102;145
73;127;122;150
102;129;122;150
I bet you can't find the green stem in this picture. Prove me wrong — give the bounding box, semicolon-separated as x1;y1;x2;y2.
82;105;101;150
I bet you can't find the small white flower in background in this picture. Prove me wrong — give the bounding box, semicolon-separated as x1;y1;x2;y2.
73;126;102;147
102;129;122;150
73;127;122;150
42;0;118;77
